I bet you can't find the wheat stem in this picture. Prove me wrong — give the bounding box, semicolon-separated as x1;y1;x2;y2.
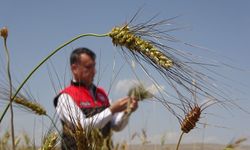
2;32;15;150
176;131;184;150
0;33;109;123
46;115;62;139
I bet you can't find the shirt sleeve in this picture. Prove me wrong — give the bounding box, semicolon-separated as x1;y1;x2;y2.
111;111;129;131
56;93;113;129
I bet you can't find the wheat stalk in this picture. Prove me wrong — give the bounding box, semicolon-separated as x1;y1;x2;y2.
40;132;58;150
62;120;112;150
181;105;201;133
224;137;247;150
13;97;46;116
0;130;10;149
1;26;16;150
109;25;173;69
176;105;201;150
0;27;8;40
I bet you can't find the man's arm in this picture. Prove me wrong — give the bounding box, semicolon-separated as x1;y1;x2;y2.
111;112;129;131
56;93;113;129
111;98;138;131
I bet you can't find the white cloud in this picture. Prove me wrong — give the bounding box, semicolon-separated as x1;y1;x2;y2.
115;79;139;95
115;79;166;97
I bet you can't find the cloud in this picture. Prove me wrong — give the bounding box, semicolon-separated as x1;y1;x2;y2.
115;79;166;96
115;79;139;95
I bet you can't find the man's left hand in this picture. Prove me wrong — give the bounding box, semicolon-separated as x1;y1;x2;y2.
129;98;138;112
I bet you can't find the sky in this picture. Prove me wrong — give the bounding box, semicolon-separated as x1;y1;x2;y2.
1;0;250;146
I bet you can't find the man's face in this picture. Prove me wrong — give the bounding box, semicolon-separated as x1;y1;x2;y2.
71;53;96;86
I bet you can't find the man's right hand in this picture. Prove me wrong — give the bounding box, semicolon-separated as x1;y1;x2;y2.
109;97;130;114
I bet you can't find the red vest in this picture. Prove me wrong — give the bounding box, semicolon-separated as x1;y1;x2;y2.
61;85;110;109
53;83;110;117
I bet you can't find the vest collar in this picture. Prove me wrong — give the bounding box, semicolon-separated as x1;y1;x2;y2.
71;80;87;87
70;80;96;91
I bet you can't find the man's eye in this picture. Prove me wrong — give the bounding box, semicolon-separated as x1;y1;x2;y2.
85;64;95;69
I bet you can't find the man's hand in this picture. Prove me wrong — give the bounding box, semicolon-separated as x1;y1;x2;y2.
109;97;129;114
128;97;138;112
109;97;139;114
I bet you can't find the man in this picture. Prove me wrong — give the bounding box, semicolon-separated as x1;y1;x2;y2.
54;47;138;150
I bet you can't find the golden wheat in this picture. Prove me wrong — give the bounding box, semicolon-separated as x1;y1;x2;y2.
127;84;153;101
13;97;46;115
40;132;58;150
0;27;8;39
109;25;173;69
62;121;112;150
0;131;10;149
180;105;201;133
224;137;247;150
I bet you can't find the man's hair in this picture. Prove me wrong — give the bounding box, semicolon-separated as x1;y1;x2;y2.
70;47;96;65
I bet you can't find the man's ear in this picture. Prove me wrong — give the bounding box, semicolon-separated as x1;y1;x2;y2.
71;64;78;74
